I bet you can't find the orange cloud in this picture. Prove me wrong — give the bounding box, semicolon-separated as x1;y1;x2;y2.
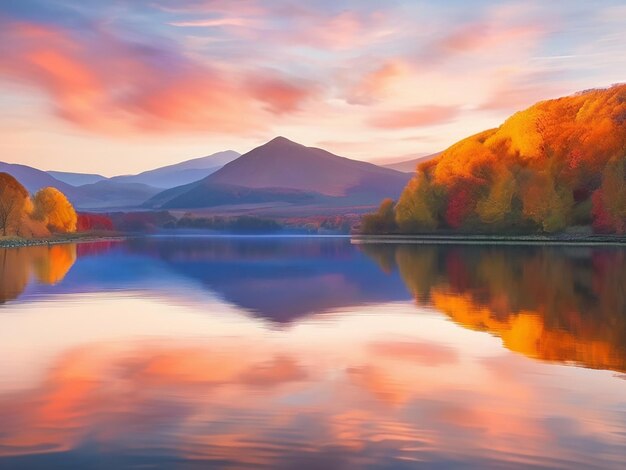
0;20;316;135
369;105;459;129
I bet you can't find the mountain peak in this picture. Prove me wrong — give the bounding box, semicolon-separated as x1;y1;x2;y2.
265;136;300;147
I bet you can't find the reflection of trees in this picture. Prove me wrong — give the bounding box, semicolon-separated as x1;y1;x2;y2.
0;244;77;303
361;244;626;372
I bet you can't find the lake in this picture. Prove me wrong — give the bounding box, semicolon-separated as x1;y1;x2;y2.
0;236;625;469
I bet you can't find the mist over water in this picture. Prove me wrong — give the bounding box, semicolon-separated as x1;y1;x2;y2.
1;237;625;469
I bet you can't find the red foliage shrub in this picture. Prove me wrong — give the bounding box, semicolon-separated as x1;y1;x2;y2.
77;213;114;232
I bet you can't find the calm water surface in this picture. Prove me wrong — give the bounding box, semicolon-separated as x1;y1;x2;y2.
0;236;625;469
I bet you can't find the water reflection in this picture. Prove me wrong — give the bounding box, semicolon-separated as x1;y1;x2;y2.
7;237;410;320
361;244;626;372
0;237;625;468
0;245;76;303
1;301;625;468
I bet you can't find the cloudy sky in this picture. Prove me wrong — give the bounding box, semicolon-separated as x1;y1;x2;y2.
1;0;625;175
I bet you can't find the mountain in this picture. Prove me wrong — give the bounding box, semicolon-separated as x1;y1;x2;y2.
383;153;441;173
375;84;626;234
47;171;107;186
74;180;162;209
0;162;79;196
110;150;240;188
149;137;411;209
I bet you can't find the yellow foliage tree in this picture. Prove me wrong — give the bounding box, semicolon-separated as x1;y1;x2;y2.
33;187;77;233
395;171;440;232
476;166;516;225
521;171;573;233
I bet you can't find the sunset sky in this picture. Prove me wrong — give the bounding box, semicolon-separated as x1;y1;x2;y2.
1;0;625;176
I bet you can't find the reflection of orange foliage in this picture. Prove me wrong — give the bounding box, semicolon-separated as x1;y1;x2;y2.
362;244;626;373
0;244;76;303
34;245;76;285
0;248;30;303
431;290;625;372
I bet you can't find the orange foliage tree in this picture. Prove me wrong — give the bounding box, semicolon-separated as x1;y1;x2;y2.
33;187;78;233
0;173;30;236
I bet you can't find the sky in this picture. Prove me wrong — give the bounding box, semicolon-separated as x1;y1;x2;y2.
0;0;625;176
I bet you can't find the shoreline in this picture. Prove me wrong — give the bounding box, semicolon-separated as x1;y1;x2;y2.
0;233;127;249
351;234;626;246
2;232;625;248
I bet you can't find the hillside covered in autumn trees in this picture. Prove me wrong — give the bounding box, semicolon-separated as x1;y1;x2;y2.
364;84;626;234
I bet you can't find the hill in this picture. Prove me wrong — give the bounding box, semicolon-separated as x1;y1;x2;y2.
365;84;626;234
110;150;240;188
150;137;411;209
74;180;162;209
382;153;441;173
47;171;107;186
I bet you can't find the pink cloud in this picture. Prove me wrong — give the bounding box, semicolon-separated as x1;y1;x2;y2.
437;22;542;54
346;60;408;105
0;19;316;135
169;18;254;28
245;73;316;114
369;105;459;129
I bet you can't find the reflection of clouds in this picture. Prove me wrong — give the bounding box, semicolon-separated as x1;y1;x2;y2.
0;305;624;467
369;340;458;366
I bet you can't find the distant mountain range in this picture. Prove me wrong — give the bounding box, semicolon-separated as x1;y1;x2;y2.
108;150;240;188
47;171;107;186
2;139;413;212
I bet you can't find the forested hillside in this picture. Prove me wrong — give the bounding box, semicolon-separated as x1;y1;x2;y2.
364;84;626;234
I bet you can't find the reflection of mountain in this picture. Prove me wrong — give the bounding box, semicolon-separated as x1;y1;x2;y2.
0;245;77;303
361;244;626;372
125;237;410;321
12;238;410;321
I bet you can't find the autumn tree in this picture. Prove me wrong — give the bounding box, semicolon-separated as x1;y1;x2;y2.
592;157;626;233
395;171;442;232
33;187;77;233
520;171;573;233
476;166;517;226
444;185;476;230
0;173;30;236
77;213;114;232
362;198;397;234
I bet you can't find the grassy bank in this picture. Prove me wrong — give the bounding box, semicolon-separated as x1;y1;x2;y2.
351;233;626;246
0;231;126;249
